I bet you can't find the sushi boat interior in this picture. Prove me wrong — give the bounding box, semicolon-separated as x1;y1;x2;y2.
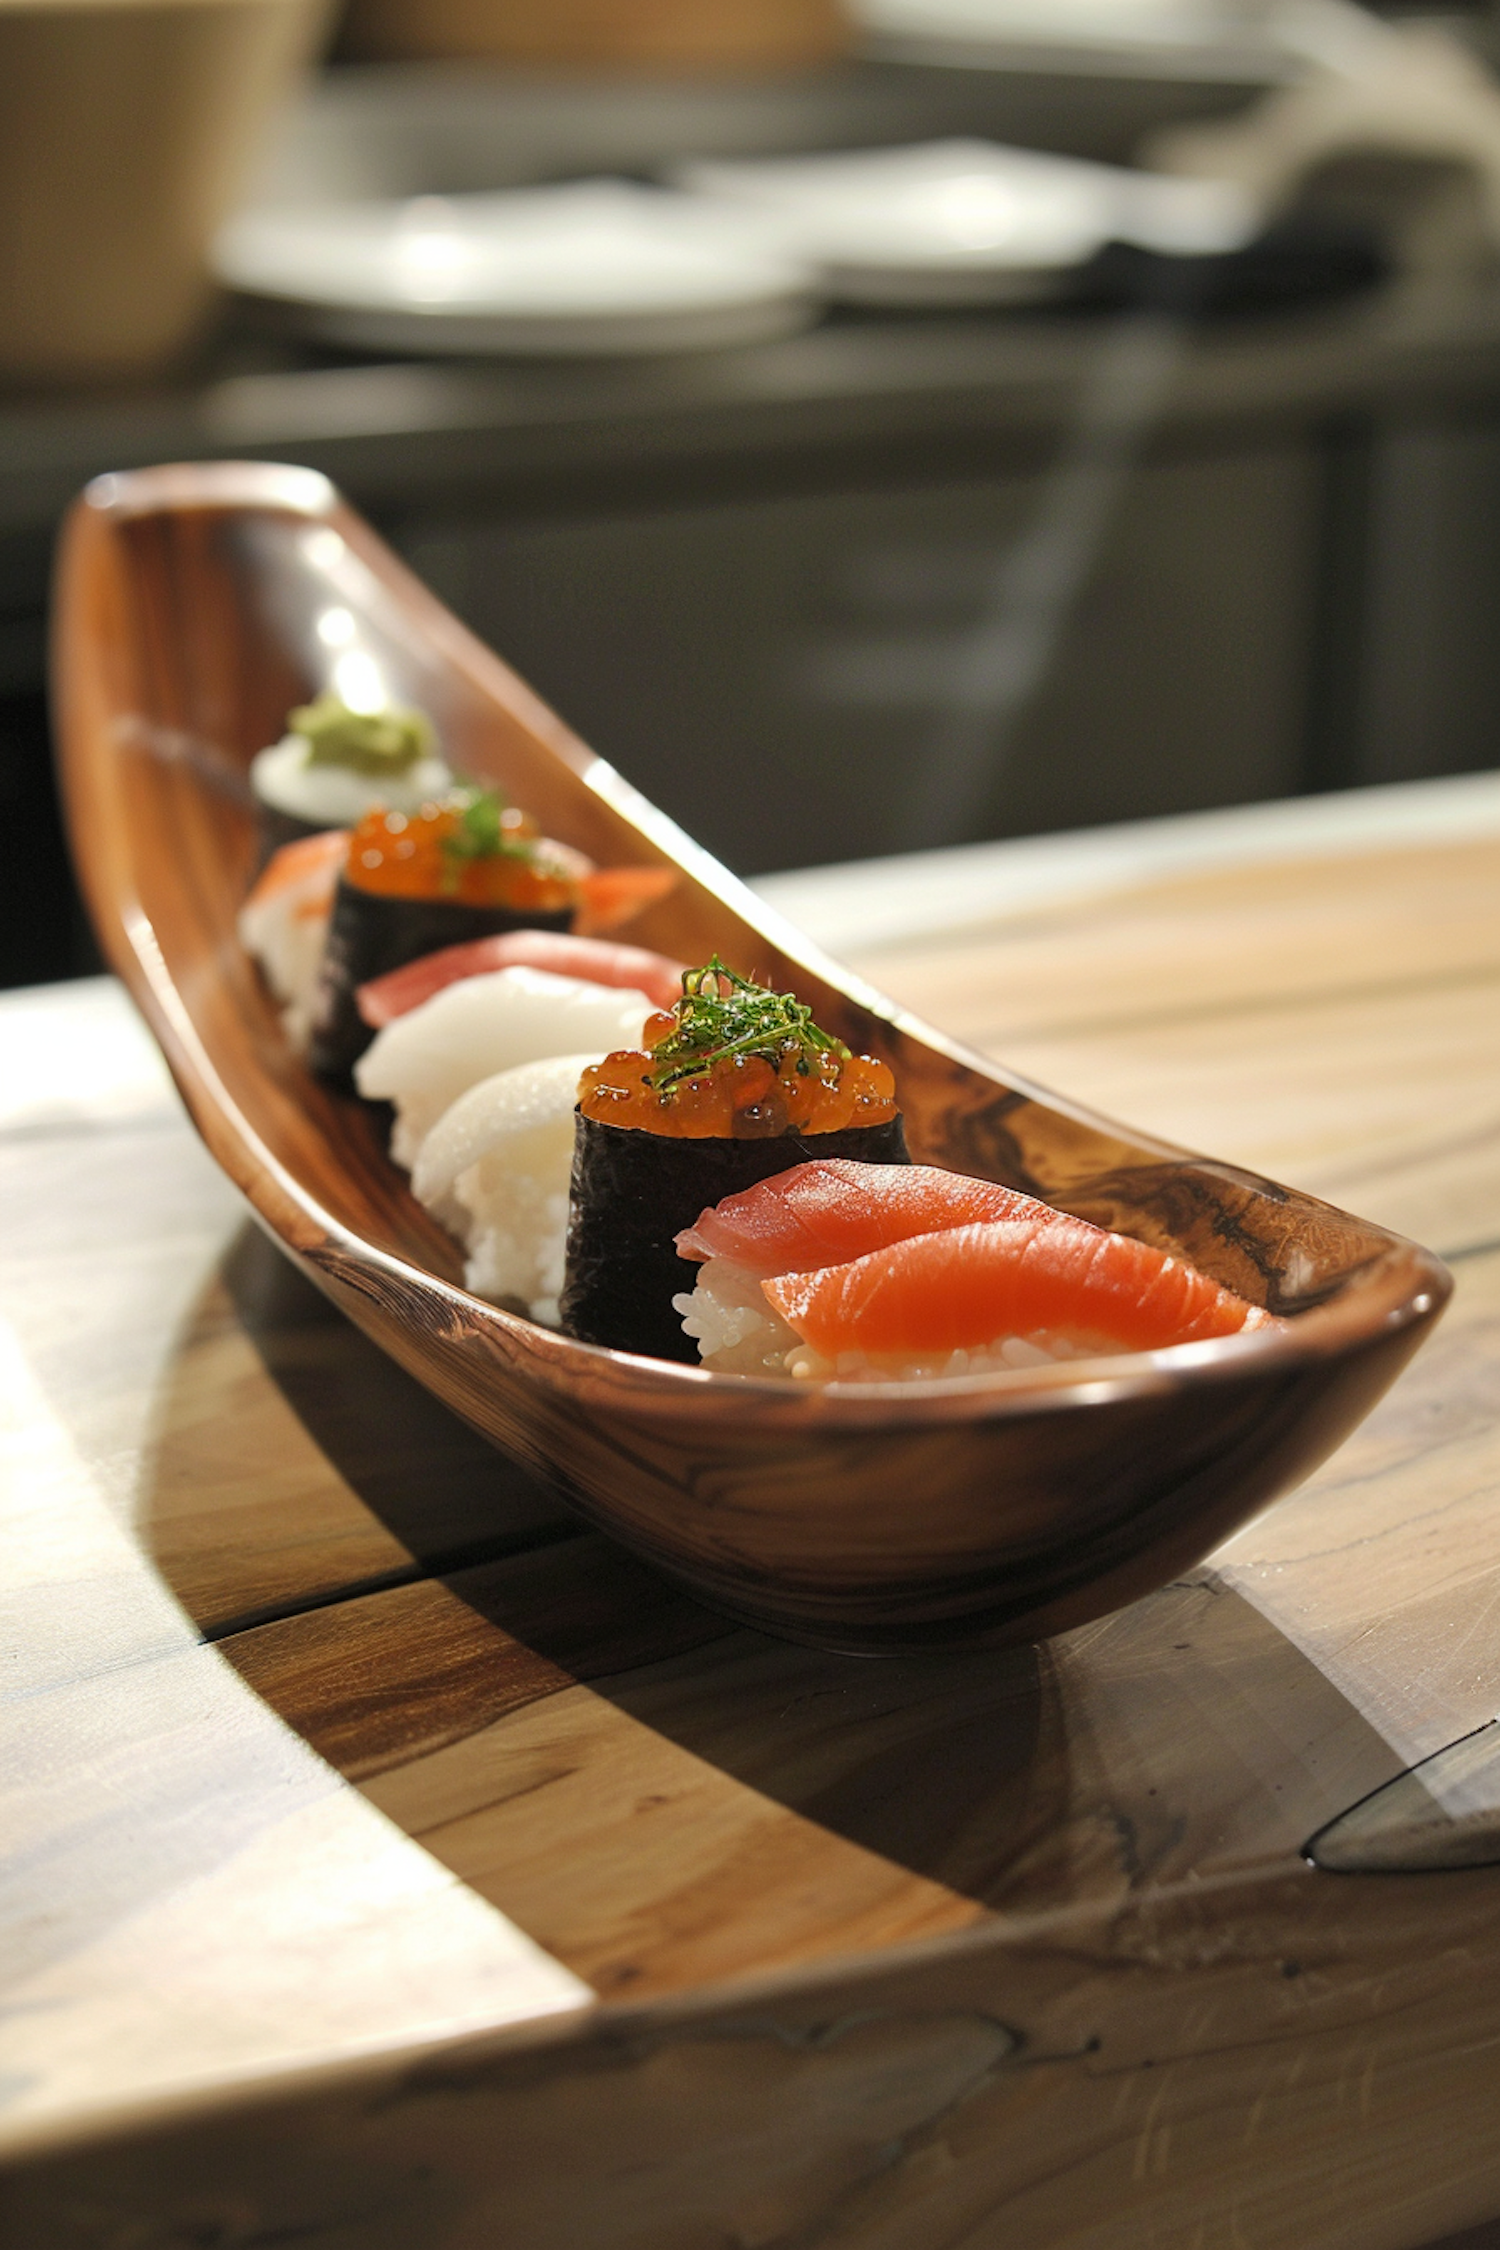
53;458;1451;1654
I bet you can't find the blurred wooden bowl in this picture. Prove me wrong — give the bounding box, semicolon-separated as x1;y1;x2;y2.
0;0;330;381
335;0;850;71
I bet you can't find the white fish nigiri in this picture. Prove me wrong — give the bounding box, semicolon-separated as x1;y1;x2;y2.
355;965;653;1168
412;1052;596;1327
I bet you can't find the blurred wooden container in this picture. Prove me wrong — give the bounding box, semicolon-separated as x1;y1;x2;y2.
0;0;331;383
336;0;851;71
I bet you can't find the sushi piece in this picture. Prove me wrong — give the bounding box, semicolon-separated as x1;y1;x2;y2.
411;1052;599;1326
236;827;348;1049
356;964;659;1169
306;783;679;1082
674;1157;1089;1374
249;693;454;854
307;785;582;1082
356;930;686;1030
765;1216;1277;1383
560;958;909;1364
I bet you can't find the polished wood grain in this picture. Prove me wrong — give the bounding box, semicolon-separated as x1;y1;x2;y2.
6;785;1500;2247
52;461;1450;1652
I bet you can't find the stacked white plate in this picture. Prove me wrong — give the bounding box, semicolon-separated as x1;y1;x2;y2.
849;0;1287;76
675;140;1258;306
215;179;818;356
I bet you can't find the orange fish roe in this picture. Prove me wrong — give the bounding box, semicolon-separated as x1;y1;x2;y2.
578;1046;897;1138
344;801;578;914
579;1016;897;1141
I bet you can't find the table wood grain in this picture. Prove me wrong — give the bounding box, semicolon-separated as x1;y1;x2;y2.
5;786;1500;2250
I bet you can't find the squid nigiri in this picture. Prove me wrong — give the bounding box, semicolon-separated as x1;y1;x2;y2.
355;964;659;1170
410;1051;600;1325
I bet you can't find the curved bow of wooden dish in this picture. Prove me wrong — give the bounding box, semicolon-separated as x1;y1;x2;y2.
52;461;1451;1652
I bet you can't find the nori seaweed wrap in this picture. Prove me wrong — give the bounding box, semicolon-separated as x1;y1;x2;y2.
563;1111;909;1363
308;882;569;1081
560;957;910;1362
307;785;578;1083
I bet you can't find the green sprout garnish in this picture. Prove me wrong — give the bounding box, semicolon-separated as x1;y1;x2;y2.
438;784;541;891
290;693;435;778
647;957;850;1093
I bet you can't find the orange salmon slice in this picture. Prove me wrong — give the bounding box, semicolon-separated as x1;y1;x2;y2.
764;1217;1277;1360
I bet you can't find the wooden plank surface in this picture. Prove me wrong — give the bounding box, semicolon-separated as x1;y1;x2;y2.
0;984;590;2142
5;794;1500;2249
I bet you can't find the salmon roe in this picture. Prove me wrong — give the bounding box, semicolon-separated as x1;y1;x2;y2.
344;802;578;914
578;1042;897;1139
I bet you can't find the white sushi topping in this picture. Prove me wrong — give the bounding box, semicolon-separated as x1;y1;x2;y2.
411;1052;601;1327
250;735;454;827
356;965;654;1169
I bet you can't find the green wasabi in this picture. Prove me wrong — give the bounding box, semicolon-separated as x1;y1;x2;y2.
288;694;436;779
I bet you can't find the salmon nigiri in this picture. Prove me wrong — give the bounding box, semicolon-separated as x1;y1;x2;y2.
764;1216;1277;1382
671;1157;1092;1376
237;827;348;1047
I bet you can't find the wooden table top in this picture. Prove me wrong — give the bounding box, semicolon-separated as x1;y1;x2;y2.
6;771;1500;2250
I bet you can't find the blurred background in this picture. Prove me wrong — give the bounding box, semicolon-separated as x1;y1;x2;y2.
5;0;1500;986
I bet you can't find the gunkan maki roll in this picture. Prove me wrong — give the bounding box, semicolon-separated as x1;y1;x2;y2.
560;958;909;1363
307;784;579;1081
250;694;454;859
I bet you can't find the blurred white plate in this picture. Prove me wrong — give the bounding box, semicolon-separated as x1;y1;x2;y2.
675;140;1257;305
215;180;819;356
850;0;1287;77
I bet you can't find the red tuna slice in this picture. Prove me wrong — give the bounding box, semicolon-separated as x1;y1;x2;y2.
676;1158;1085;1279
357;929;686;1028
764;1216;1276;1363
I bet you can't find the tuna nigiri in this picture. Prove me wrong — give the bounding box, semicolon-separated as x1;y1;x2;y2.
765;1217;1276;1382
356;930;686;1029
672;1157;1089;1374
676;1157;1085;1277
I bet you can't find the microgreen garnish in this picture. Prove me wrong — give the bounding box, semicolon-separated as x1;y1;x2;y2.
647;957;850;1093
438;785;538;889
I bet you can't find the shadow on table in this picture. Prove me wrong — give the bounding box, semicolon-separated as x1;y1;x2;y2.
136;1222;1407;1998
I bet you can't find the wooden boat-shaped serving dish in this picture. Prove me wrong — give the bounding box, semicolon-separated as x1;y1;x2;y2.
54;461;1450;1653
